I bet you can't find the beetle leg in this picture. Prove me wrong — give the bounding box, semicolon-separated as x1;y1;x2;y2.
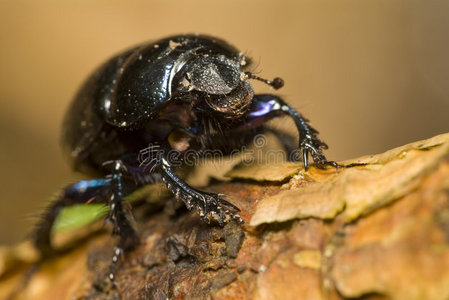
33;178;112;258
242;94;338;170
157;157;242;225
105;161;140;249
33;160;142;286
102;160;141;284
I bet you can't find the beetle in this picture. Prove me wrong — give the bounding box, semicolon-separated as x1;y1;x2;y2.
32;34;336;281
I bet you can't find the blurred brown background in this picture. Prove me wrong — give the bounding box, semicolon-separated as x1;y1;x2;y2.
0;0;448;245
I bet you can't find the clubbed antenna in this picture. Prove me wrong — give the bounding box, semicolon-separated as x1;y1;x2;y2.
245;72;284;90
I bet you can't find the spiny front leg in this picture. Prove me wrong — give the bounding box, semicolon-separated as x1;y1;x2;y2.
287;109;338;170
158;157;242;225
245;94;338;170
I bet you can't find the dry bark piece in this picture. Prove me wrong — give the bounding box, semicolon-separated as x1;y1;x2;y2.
331;163;449;300
250;178;346;226
250;133;449;226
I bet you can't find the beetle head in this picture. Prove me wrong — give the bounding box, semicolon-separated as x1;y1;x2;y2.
185;55;254;118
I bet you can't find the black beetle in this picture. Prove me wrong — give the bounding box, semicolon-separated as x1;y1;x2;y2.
33;34;336;281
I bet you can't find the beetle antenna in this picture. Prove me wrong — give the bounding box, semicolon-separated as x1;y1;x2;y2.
245;72;284;90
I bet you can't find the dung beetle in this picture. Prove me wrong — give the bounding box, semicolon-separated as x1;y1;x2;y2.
33;34;336;281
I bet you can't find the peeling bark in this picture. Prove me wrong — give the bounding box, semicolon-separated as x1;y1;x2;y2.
1;133;449;300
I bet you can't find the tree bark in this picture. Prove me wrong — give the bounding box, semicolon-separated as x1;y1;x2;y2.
1;133;449;300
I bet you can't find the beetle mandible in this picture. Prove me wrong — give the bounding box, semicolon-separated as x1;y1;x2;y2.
33;34;336;281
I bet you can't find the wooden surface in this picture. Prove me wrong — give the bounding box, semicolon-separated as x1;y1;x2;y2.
2;1;449;246
1;133;449;300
